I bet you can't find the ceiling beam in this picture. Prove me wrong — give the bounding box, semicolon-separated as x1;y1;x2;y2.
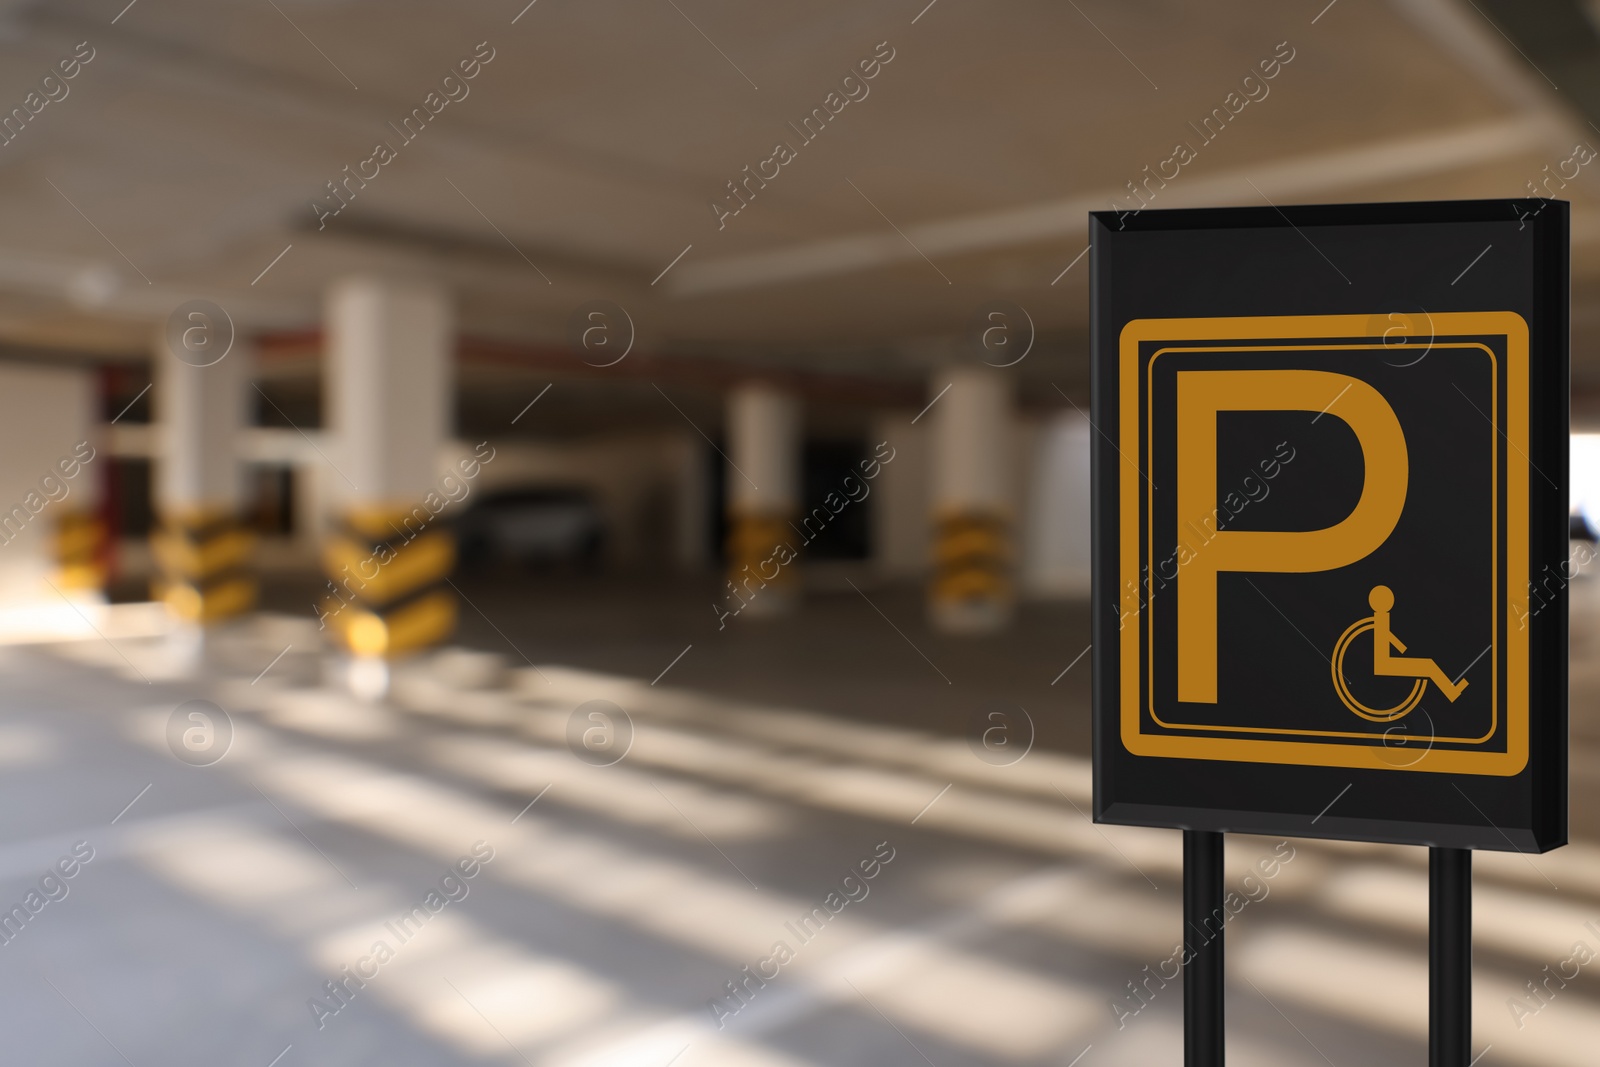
257;328;927;408
669;116;1563;296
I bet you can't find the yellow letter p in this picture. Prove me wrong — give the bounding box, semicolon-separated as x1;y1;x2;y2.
1175;370;1407;704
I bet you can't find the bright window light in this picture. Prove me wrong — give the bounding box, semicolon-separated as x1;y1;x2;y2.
1572;434;1600;533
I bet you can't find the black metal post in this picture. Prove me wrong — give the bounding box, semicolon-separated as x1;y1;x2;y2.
1430;847;1472;1066
1184;829;1225;1066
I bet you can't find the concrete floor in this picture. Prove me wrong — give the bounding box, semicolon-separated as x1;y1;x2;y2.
0;572;1596;1065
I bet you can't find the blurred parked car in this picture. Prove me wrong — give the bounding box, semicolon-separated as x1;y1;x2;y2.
1573;510;1597;542
455;487;605;569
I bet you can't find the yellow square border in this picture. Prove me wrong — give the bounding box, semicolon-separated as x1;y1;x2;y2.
1146;342;1499;744
1117;313;1529;776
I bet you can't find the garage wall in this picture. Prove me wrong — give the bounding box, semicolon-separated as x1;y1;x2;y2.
0;364;98;599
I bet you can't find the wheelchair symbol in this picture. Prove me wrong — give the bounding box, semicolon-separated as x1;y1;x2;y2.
1331;585;1468;723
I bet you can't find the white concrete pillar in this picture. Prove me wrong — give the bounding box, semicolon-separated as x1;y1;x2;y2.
322;277;457;659
928;365;1015;632
328;277;451;505
158;341;249;512
0;364;102;602
871;412;928;579
722;382;801;618
153;332;256;623
1022;409;1093;598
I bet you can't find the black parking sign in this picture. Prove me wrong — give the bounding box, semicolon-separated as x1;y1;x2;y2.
1092;200;1567;852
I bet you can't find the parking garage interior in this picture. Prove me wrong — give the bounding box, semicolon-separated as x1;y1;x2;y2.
3;1;1600;1064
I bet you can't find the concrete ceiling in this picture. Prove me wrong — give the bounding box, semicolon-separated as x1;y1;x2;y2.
1;0;1599;396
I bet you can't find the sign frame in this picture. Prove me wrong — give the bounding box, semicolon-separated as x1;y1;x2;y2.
1090;198;1568;854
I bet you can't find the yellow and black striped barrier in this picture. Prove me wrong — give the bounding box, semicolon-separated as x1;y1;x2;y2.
930;509;1013;627
53;511;106;593
320;508;456;658
151;508;257;624
725;509;799;609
